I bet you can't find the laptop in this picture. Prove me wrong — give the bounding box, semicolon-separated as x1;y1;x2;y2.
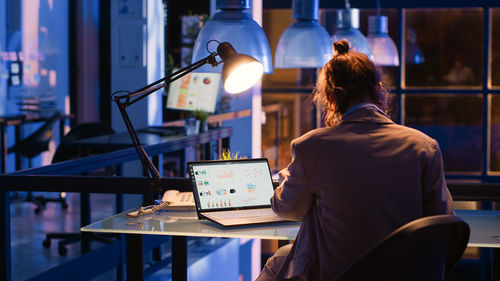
187;158;288;227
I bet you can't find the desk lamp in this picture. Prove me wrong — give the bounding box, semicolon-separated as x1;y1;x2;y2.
113;41;263;207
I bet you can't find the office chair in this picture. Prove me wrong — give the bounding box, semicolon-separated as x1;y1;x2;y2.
8;111;62;213
334;215;470;281
50;122;116;163
42;122;116;255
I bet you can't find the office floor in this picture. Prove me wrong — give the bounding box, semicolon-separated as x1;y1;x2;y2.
10;192;172;280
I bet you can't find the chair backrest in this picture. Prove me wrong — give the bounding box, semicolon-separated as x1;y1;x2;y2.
52;122;115;163
334;215;470;281
8;111;62;158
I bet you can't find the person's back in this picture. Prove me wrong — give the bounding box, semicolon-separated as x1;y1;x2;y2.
281;106;452;279
256;40;453;281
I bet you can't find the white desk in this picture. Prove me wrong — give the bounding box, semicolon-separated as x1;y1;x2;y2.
457;210;500;248
82;210;300;240
82;209;500;280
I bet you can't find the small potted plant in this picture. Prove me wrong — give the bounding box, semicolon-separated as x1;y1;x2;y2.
220;148;240;160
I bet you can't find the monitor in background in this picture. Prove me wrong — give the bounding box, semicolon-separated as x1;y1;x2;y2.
166;72;221;113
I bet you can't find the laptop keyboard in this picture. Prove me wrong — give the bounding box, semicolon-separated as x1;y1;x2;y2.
204;208;278;220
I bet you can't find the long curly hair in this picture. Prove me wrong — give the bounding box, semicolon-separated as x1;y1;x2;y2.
313;39;389;127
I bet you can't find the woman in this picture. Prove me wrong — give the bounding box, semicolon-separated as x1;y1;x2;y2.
256;40;454;281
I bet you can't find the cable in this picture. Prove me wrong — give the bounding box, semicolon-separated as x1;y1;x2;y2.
126;201;170;217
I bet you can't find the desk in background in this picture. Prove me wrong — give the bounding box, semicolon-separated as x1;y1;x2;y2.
57;127;232;253
66;126;229;174
81;209;500;281
0;113;71;173
0;127;232;281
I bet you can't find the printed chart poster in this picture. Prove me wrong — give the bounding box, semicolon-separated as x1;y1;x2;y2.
166;72;220;113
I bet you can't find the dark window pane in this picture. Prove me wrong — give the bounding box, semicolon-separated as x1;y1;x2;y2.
404;9;483;88
405;94;483;173
490;95;500;171
380;66;399;89
262;93;315;172
388;94;399;122
491;9;500;87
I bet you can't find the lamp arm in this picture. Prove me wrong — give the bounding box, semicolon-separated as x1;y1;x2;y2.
112;52;219;194
114;97;162;192
114;53;219;109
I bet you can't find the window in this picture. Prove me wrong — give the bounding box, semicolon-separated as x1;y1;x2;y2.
404;9;483;88
490;95;500;172
491;9;500;88
405;94;483;173
262;93;314;172
263;4;498;180
1;0;68;115
262;9;317;172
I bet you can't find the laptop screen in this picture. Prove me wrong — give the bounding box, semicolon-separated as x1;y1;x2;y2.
188;159;275;211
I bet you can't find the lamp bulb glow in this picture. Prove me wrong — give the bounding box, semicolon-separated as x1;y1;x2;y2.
223;61;263;94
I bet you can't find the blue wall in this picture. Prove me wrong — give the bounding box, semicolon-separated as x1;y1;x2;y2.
0;0;6;114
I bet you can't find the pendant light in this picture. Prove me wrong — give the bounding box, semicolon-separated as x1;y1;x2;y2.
274;0;332;68
332;1;373;60
192;0;273;74
366;0;399;66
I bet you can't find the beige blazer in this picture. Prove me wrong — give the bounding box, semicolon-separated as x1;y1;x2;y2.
271;106;454;281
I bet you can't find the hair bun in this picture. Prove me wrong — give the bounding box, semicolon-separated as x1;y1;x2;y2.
333;39;349;55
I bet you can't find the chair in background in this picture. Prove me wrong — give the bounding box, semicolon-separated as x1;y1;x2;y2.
334;215;470;281
42;122;116;255
8;111;62;213
50;121;116;163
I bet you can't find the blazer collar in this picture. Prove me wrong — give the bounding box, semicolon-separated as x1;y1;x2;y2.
340;106;394;125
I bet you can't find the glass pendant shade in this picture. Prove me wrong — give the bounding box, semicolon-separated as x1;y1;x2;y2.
275;0;332;68
367;15;399;66
192;0;272;74
332;8;373;60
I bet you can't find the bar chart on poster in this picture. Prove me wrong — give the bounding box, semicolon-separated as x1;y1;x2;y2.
166;72;220;113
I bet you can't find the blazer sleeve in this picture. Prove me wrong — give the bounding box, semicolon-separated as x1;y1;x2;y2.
422;142;455;216
271;140;314;221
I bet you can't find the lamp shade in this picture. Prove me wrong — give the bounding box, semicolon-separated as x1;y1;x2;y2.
275;0;332;68
192;0;272;74
217;42;264;94
332;8;373;60
367;15;399;66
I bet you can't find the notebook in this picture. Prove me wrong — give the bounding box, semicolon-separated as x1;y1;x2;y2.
187;158;288;227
